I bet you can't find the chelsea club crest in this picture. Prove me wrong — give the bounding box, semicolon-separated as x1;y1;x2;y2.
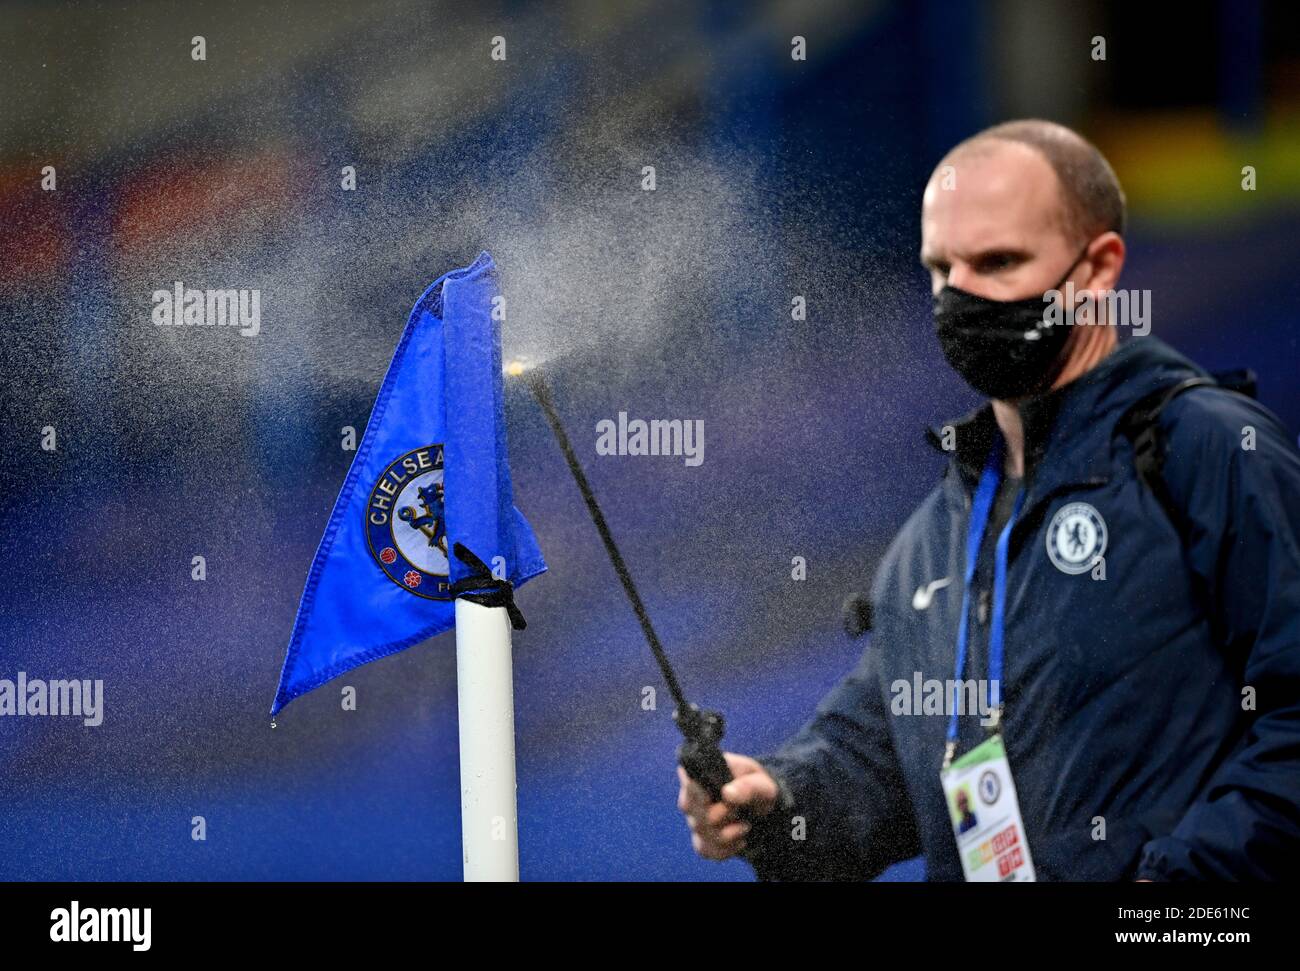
1045;501;1107;575
366;445;452;599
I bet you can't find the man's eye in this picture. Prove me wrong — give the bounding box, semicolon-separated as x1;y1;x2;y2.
979;254;1016;272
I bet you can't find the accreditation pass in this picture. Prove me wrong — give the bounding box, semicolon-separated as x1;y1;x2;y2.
939;734;1036;881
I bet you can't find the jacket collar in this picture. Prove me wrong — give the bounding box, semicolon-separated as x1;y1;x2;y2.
926;337;1211;500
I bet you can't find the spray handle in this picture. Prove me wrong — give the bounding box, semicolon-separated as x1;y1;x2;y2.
674;703;733;802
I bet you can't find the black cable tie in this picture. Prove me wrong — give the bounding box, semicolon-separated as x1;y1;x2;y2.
448;541;527;630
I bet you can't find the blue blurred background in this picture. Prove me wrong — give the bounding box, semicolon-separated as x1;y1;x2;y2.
1;0;1297;880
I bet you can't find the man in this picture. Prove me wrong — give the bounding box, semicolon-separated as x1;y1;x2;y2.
678;119;1300;881
954;788;978;836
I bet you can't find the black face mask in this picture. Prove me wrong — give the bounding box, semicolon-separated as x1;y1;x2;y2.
933;248;1089;400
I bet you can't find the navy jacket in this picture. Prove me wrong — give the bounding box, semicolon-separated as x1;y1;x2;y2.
747;337;1300;881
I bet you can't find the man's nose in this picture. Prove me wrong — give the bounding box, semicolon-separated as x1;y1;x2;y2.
946;262;975;292
945;263;1004;300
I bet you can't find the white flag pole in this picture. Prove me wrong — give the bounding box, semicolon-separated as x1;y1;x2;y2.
454;597;520;881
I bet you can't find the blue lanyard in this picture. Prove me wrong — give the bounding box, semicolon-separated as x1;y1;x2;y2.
945;440;1026;756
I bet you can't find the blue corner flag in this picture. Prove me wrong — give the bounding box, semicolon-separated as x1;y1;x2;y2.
271;252;546;716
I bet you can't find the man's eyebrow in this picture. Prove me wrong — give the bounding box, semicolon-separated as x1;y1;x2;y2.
921;246;1032;269
968;246;1032;263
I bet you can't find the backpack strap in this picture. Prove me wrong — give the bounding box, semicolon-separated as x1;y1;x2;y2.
1117;368;1258;534
1207;368;1257;399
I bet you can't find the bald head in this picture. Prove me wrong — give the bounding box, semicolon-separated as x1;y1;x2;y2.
939;120;1126;248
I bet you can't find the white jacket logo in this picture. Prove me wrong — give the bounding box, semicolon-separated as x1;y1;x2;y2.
912;577;952;610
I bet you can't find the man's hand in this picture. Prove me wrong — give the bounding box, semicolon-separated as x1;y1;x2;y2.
677;752;780;860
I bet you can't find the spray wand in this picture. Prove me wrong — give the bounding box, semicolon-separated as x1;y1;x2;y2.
509;360;735;801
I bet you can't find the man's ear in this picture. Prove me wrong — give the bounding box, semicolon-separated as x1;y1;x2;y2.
1084;231;1125;292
